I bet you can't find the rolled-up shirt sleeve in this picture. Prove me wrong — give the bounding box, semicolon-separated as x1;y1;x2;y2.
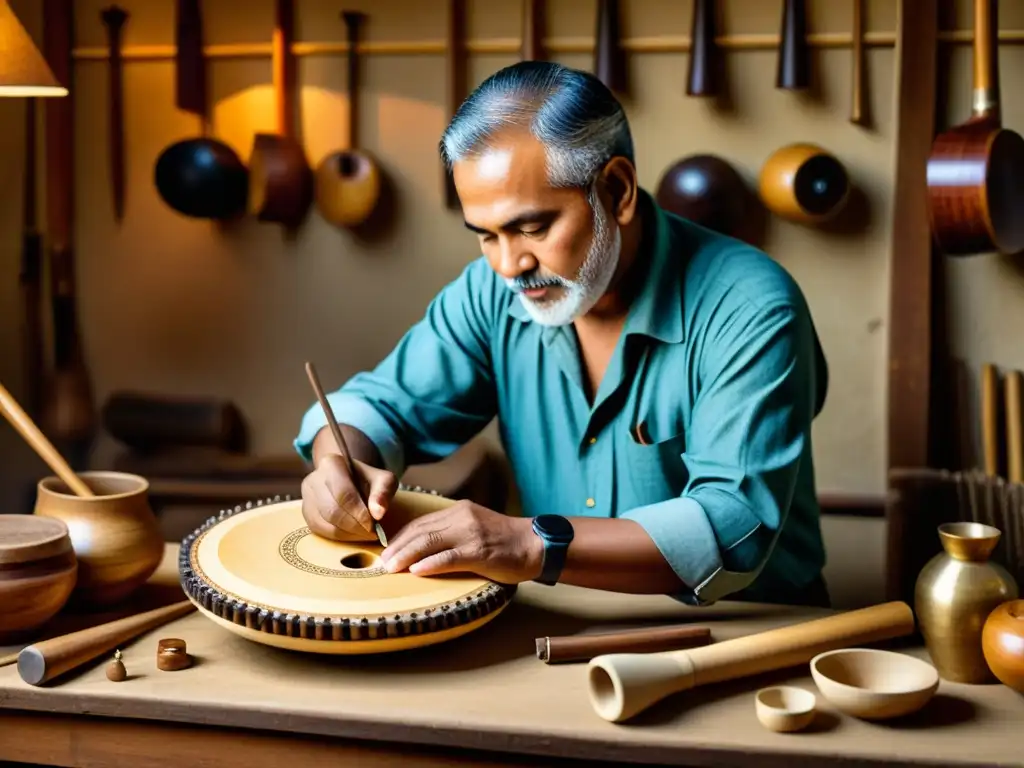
293;259;500;477
622;297;819;606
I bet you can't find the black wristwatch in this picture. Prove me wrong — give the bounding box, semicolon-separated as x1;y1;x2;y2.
531;514;574;586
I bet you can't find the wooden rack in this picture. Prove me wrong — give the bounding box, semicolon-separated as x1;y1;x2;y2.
71;29;1024;61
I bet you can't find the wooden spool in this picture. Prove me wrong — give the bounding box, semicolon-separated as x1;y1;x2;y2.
179;486;516;654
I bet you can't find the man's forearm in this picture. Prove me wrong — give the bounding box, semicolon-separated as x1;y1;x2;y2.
311;425;386;470
553;517;686;594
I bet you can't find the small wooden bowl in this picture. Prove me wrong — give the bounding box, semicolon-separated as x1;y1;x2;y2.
0;515;78;642
810;648;939;720
755;686;817;733
982;599;1024;693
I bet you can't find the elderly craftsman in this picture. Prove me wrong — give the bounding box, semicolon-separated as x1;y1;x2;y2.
293;60;830;608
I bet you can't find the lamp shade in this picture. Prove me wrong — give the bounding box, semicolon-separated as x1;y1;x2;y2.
0;0;67;96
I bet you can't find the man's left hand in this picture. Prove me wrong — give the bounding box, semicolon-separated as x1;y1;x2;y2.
380;501;543;584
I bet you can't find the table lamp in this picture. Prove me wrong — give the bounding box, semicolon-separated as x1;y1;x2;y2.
0;0;67;96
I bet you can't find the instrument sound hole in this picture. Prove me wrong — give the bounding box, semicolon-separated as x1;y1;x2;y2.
337;154;360;177
793;155;848;216
340;552;377;569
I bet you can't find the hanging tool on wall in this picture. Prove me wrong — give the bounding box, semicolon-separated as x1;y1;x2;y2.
521;0;545;61
41;0;97;468
20;98;43;419
594;0;626;94
443;0;466;210
100;5;128;223
686;0;717;97
776;0;809;90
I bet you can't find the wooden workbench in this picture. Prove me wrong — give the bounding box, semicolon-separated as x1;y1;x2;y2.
0;545;1021;768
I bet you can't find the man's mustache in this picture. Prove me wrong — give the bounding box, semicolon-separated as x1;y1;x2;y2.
506;273;569;292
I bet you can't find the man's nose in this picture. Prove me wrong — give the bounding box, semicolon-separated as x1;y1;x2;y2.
494;238;534;279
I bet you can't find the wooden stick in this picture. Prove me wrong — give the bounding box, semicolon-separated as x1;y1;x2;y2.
849;0;864;124
981;363;1000;477
304;362;387;547
0;380;94;497
1005;369;1022;483
536;625;711;664
588;601;915;722
17;600;195;686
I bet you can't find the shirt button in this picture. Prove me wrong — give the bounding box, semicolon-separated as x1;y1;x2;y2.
589;436;597;444
586;498;596;508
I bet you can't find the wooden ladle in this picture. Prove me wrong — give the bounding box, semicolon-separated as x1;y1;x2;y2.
0;380;94;497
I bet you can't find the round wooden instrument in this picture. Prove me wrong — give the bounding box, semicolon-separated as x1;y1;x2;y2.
758;142;849;225
179;487;516;654
655;154;747;237
314;11;381;229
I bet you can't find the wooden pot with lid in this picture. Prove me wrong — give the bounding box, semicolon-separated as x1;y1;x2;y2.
0;514;78;642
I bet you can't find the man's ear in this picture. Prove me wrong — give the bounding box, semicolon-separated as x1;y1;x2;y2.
599;157;639;226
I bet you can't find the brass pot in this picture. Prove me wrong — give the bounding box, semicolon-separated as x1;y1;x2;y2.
914;522;1019;683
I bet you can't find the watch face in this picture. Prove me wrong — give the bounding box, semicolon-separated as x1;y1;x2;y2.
534;514;574;542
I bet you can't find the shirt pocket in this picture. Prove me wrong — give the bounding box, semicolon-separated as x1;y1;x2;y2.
619;410;688;504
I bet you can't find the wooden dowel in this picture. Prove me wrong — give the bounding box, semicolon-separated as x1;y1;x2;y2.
70;28;1023;62
536;625;712;664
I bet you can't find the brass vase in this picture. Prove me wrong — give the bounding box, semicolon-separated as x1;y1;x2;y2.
914;522;1019;683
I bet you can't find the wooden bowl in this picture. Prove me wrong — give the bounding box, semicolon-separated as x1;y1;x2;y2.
34;471;164;607
0;514;78;642
810;648;939;720
982;599;1024;693
754;685;817;733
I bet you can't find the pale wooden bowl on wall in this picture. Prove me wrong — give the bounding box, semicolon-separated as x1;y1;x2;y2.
0;515;78;642
810;648;939;720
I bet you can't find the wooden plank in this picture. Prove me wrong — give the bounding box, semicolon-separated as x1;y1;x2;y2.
886;0;939;471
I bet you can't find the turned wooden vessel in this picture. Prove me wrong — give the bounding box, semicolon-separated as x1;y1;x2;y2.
0;515;78;642
179;487;516;654
34;471;165;607
926;0;1024;256
758;142;850;225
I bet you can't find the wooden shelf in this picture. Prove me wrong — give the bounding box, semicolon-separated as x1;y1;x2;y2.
70;29;1024;62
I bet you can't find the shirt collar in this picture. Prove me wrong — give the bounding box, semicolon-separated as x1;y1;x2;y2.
505;189;685;346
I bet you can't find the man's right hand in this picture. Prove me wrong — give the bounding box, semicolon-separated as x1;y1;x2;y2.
301;453;398;541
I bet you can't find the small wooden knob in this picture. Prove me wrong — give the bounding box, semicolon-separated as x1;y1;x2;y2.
156;637;191;671
106;649;126;682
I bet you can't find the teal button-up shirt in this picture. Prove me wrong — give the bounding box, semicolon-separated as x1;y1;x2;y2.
294;192;829;607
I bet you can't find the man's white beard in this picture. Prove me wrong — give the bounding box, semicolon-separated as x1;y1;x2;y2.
506;197;622;327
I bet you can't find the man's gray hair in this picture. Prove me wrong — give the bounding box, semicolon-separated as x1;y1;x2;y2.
439;61;634;190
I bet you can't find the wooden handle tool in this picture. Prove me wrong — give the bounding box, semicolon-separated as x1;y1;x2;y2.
588;601;915;722
100;5;128;222
537;625;711;664
304;362;387;547
0;379;93;497
849;0;864;124
17;600;195;686
981;363;1000;477
1005;369;1022;482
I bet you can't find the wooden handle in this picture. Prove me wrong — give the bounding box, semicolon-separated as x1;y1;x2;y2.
17;600;195;686
1005;370;1022;482
686;0;716;96
443;0;466;209
174;0;206;117
776;0;809;90
0;379;93;497
101;6;127;222
341;11;364;150
981;363;1000;476
973;0;993;98
594;0;625;93
849;0;864;124
537;625;711;664
521;0;544;61
588;601;915;722
272;0;295;137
